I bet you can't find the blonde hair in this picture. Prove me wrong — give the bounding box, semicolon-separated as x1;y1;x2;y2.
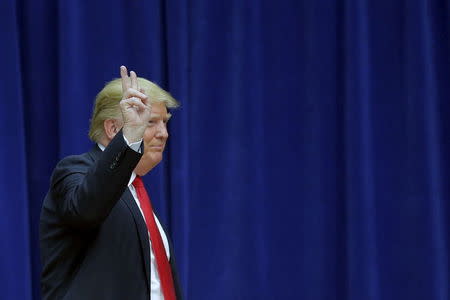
88;77;179;142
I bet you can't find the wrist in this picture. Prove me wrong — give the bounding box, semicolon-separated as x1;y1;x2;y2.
122;125;146;143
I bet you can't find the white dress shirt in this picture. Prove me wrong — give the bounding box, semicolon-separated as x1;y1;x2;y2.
98;138;170;300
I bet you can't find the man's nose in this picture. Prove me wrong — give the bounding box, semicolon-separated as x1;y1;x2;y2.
156;123;168;138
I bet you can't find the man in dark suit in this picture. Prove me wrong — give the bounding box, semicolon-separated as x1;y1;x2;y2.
40;66;182;299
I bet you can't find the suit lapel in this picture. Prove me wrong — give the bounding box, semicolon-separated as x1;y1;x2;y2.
121;188;152;292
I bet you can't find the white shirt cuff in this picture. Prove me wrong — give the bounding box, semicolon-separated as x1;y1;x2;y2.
123;135;142;153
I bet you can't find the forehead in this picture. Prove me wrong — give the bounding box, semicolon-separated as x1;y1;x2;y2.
150;102;168;116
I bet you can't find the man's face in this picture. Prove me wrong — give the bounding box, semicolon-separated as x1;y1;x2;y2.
134;102;171;176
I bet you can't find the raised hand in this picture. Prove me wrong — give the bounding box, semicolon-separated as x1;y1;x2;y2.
119;66;152;143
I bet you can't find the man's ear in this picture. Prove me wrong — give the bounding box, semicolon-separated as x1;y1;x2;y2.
103;119;120;140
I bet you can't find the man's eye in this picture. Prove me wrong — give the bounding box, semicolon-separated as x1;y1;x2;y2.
148;121;155;125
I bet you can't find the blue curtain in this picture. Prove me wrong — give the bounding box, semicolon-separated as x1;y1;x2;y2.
1;0;449;299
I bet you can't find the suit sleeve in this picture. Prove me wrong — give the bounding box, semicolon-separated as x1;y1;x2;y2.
50;130;143;228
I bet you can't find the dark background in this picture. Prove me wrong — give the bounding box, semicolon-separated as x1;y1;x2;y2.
1;0;449;299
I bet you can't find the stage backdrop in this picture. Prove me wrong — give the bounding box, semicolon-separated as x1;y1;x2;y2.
1;0;449;299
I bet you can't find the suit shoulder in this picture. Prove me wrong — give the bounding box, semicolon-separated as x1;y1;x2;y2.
50;151;95;186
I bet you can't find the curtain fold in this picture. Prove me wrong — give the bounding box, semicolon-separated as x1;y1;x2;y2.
0;1;33;299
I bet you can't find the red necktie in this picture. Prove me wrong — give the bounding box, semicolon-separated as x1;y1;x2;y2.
133;176;176;300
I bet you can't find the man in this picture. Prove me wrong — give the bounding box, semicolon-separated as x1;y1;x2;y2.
40;66;182;299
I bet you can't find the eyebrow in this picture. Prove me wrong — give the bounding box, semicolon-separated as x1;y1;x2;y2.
150;113;172;120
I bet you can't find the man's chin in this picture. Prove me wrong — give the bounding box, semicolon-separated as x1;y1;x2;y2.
149;152;163;163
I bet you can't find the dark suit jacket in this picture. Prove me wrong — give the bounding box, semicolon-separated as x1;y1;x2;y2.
40;131;182;300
